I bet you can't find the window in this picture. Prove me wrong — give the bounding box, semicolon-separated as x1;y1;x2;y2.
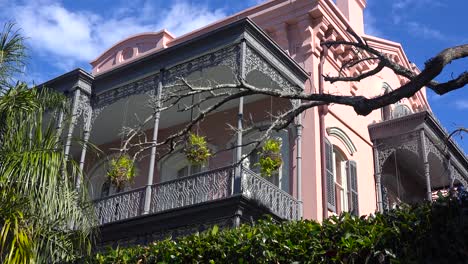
325;139;359;215
381;83;392;121
88;155;133;199
392;103;412;119
160;150;207;182
240;130;290;191
176;164;202;178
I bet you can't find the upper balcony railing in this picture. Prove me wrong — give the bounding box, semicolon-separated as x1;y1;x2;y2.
93;165;300;225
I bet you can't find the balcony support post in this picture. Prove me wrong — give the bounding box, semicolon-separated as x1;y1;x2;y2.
373;145;384;213
295;114;303;219
420;130;432;201
64;88;81;161
77;107;92;189
234;41;246;195
143;73;163;215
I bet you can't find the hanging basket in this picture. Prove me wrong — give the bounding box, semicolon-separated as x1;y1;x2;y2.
184;133;211;165
256;138;283;177
107;154;136;190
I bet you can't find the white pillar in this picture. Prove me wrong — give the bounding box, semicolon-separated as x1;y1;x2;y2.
143;75;163;214
296;115;303;219
234;97;244;194
234;41;246;195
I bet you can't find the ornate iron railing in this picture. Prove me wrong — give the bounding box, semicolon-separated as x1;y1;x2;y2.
92;165;300;225
241;167;300;220
94;187;145;225
150;166;235;213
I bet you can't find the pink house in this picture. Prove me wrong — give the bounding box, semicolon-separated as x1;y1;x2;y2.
41;0;468;246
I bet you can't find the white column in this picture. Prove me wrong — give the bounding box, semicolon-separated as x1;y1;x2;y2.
143;75;163;214
234;97;244;194
234;41;246;195
296;115;303;219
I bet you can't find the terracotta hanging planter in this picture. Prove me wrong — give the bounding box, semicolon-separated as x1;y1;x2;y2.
107;154;136;190
257;138;283;177
184;133;212;165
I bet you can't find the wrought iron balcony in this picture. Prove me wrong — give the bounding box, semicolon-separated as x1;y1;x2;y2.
93;165;300;226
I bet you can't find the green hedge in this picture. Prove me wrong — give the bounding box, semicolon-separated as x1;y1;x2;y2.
93;194;468;263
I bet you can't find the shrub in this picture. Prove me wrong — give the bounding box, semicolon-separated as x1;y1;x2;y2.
93;195;468;263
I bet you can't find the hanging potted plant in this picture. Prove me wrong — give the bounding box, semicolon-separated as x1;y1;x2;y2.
256;138;283;177
184;132;211;165
107;154;136;190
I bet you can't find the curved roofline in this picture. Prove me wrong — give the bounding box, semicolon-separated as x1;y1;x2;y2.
90;29;175;65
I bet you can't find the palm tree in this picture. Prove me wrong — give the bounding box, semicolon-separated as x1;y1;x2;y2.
0;22;95;263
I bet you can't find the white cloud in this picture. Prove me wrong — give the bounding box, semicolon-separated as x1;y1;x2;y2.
391;0;445;25
392;0;444;10
157;2;226;37
2;0;227;71
455;100;468;110
407;22;446;41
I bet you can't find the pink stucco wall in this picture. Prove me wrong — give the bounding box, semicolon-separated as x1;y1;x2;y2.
87;0;430;221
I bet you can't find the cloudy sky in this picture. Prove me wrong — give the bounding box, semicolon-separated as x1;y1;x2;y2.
1;0;467;151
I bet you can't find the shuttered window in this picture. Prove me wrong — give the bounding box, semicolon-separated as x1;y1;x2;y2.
347;160;359;216
325;139;336;212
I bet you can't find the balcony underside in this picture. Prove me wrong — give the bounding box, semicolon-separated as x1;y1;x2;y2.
98;194;281;248
369;111;468;209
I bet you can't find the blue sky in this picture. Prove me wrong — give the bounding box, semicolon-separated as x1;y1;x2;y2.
1;0;467;152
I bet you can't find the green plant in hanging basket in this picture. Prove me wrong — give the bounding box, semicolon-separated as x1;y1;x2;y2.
256;138;283;177
107;154;136;189
184;133;211;165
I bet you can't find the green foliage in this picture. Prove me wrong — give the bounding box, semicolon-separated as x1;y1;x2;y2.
94;197;468;263
0;84;96;263
107;155;136;189
0;21;96;262
256;139;282;177
0;22;26;88
184;133;211;165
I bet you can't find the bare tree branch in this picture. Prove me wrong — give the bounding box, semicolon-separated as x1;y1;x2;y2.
117;30;466;162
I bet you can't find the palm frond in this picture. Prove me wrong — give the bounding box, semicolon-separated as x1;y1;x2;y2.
0;22;26;89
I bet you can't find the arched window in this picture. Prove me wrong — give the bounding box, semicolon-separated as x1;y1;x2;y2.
325;139;359;215
159;150;207;183
392;103;412;119
88;154;134;199
381;82;392;121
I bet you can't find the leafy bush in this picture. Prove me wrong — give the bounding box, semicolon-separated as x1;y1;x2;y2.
256;138;282;177
93;195;468;263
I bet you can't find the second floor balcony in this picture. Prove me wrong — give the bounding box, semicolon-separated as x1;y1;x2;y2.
93;165;300;226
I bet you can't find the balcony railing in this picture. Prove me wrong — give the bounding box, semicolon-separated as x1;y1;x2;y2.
241;168;300;220
93;165;299;225
94;187;145;225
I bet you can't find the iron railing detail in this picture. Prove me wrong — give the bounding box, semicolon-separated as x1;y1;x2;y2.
94;187;145;225
150;166;235;213
93;165;300;225
241;167;300;220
